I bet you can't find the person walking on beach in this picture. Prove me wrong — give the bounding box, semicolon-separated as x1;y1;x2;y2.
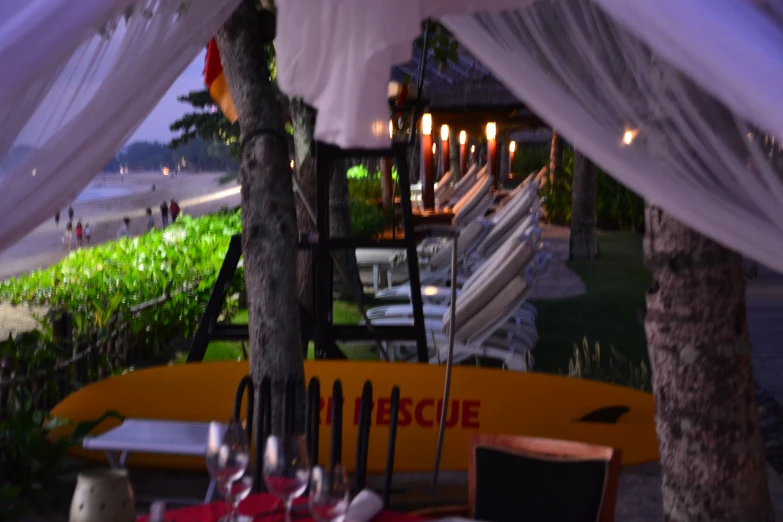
55;211;60;226
75;221;83;248
116;217;130;239
65;221;73;251
160;201;169;227
169;199;180;223
68;205;74;223
146;208;155;231
84;223;92;246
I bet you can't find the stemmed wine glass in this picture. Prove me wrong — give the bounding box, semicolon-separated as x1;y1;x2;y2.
219;473;254;522
309;465;350;522
205;421;250;522
263;434;310;522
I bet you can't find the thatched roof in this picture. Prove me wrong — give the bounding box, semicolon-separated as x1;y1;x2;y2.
390;45;545;132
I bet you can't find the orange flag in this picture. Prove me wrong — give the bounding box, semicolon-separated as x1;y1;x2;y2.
204;38;238;124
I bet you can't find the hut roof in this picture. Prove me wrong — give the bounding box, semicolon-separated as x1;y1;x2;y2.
390;45;545;131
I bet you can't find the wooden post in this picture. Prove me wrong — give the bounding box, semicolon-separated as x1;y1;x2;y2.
486;122;498;188
421;114;435;209
458;131;467;179
509;141;517;177
440;125;450;177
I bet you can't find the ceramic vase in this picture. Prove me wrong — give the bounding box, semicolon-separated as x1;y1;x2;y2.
69;469;136;522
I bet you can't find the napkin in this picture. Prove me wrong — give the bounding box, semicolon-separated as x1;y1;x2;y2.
344;489;383;522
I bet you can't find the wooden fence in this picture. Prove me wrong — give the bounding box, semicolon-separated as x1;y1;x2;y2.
0;292;180;424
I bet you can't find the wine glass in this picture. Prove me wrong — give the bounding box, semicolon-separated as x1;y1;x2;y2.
263;434;310;522
205;421;250;522
218;473;254;522
309;465;350;522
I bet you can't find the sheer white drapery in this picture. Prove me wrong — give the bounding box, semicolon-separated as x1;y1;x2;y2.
274;0;783;271
274;0;535;150
0;0;240;251
441;4;783;272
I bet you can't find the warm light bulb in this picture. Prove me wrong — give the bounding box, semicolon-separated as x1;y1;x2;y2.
486;122;497;140
470;145;476;154
422;113;433;136
432;143;437;154
389;120;394;139
509;141;516;153
290;160;295;169
459;131;467;145
440;125;449;141
622;129;638;145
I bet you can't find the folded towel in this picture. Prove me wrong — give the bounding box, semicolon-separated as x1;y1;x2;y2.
345;489;383;522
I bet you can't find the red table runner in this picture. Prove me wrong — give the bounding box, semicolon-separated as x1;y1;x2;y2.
137;493;427;522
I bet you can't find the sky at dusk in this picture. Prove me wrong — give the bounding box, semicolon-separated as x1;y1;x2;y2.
129;51;207;145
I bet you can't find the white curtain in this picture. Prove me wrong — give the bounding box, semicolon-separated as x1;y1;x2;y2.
0;0;240;251
275;0;783;272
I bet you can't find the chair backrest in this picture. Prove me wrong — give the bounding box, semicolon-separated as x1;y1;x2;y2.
448;164;482;206
453;170;492;217
442;232;538;337
469;435;621;522
352;380;400;507
476;185;538;256
428;219;491;271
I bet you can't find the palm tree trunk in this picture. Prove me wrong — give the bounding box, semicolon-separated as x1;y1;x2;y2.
569;150;599;260
549;130;563;186
217;1;304;433
644;205;773;521
290;98;316;356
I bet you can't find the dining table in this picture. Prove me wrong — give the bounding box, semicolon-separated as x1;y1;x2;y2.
136;493;429;522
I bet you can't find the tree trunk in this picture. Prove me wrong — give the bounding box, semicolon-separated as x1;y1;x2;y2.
644;206;773;521
217;1;304;433
449;131;460;181
290;98;317;356
499;140;510;186
569;150;599;260
330;161;364;302
380;157;393;214
549;130;563;186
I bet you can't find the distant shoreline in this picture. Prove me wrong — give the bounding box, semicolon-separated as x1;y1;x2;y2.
0;171;240;281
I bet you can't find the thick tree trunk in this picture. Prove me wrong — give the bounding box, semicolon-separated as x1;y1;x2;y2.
549;130;563;186
330;161;363;302
449;131;460;181
644;206;773;521
380;157;393;214
290;99;317;355
217;1;304;433
569;150;599;260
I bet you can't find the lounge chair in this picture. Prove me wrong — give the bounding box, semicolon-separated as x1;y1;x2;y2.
358;233;546;370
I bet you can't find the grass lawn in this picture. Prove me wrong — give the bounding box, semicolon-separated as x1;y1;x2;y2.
531;231;651;374
201;300;379;362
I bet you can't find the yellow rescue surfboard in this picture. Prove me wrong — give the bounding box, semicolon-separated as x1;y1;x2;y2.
50;361;658;472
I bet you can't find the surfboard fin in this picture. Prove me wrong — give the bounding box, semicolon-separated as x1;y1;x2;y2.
575;405;630;424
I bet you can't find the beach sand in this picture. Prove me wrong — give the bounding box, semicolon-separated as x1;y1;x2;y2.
0;171;240;337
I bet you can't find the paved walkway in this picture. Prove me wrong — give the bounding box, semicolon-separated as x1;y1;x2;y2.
747;266;783;405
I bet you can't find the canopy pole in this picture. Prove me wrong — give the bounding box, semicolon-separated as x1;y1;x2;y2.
432;232;459;492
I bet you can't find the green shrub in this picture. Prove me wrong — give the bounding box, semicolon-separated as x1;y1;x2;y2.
514;146;644;231
0;392;71;521
350;200;386;239
565;337;651;392
0;210;244;357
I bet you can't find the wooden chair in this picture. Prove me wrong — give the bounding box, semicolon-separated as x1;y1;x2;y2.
413;434;621;522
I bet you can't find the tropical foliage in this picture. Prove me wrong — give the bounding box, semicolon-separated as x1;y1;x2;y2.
346;165;389;238
0;210;244;354
566;337;651;392
514;146;644;231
